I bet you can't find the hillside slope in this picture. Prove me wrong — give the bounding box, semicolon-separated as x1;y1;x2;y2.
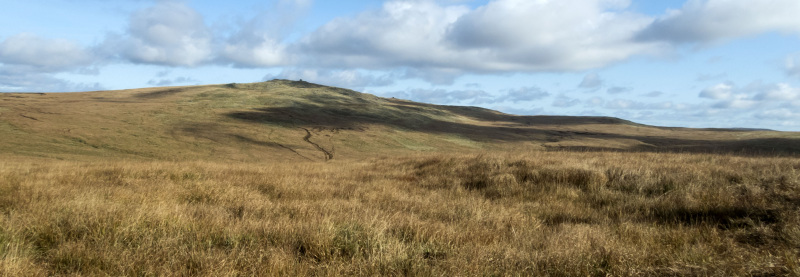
1;79;799;161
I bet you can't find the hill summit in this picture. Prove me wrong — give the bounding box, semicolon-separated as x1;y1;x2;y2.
1;79;798;161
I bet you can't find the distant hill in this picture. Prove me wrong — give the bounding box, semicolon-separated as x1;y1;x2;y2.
1;79;799;161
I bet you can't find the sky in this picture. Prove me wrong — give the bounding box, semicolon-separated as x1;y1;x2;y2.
1;0;800;131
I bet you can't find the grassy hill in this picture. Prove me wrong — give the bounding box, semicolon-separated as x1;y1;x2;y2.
1;79;799;161
2;80;800;275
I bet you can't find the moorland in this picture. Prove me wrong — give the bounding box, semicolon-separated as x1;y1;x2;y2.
1;80;799;275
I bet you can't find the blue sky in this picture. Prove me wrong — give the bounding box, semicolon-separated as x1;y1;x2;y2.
2;0;799;130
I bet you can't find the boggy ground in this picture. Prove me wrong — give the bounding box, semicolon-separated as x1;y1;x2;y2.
1;151;799;276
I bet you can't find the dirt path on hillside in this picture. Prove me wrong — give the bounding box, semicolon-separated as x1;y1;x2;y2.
301;128;334;161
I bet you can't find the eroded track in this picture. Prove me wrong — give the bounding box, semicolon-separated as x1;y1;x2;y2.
301;128;334;161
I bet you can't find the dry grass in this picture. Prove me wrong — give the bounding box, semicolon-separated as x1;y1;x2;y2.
2;151;799;276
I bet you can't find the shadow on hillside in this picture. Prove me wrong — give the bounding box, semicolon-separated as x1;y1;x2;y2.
134;88;188;99
548;137;800;157
225;101;539;142
384;99;634;126
214;89;800;156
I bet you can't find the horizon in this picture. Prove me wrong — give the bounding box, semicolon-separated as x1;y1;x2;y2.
2;0;799;131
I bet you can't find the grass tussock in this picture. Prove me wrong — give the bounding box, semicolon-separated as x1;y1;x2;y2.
1;152;799;275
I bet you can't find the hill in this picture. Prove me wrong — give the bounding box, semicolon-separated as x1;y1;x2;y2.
1;79;799;161
3;80;800;275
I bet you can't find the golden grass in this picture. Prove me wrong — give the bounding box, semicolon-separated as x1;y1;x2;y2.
2;151;799;276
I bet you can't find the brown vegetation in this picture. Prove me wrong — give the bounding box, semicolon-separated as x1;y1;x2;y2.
2;151;799;275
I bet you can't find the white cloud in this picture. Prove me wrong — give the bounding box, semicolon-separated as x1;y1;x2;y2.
0;66;103;92
222;37;288;67
147;76;198;86
408;85;552;105
756;109;800;120
501;86;550;102
298;1;469;68
699;82;756;109
0;33;100;92
712;99;758;109
579;73;604;89
699;81;800;110
603;99;673;110
786;53;800;78
699;83;734;99
292;0;800;85
299;0;661;76
637;0;800;44
605;99;636;109
285;0;800;85
0;33;94;71
584;97;606;107
385;88;492;105
754;83;800;101
400;68;465;85
444;0;659;71
280;0;312;10
570;96;686;112
651;102;677;110
607;86;632;94
642;91;664;97
104;1;213;67
552;95;581;108
696;73;727;82
218;0;310;67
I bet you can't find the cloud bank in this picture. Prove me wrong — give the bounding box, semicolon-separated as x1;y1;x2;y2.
5;0;800;89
